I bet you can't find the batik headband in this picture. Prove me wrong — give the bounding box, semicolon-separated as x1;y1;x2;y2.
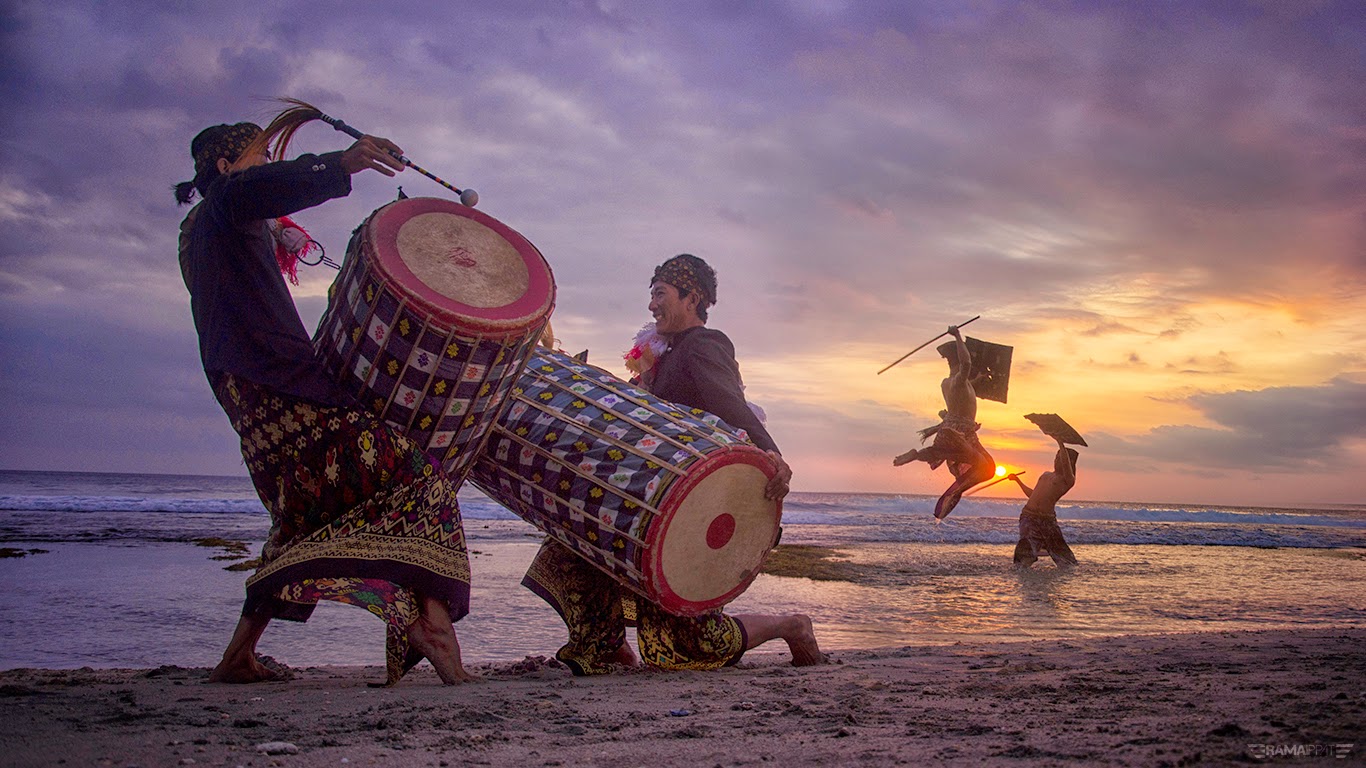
651;254;716;307
191;122;263;179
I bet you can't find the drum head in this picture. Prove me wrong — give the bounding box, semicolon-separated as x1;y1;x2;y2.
648;451;780;613
365;197;554;337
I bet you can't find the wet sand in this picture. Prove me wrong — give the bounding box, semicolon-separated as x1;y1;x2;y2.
2;627;1361;766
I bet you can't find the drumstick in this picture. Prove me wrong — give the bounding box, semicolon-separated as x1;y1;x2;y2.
876;315;980;375
965;470;1025;496
317;113;480;208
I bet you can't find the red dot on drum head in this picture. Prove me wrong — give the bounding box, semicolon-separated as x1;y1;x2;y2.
705;513;736;550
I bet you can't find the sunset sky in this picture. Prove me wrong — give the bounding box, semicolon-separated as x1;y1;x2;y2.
2;1;1363;507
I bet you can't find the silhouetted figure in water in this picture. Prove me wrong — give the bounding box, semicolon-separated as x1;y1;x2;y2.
892;324;997;519
1007;438;1079;567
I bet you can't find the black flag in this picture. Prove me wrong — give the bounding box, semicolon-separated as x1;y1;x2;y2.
965;337;1013;403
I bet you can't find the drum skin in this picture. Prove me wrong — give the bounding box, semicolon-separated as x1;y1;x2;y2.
314;197;555;482
469;348;781;616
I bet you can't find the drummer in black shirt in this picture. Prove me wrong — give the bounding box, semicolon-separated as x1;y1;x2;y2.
175;119;475;686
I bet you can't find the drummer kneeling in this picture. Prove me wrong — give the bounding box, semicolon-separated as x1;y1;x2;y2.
525;253;822;673
525;539;824;674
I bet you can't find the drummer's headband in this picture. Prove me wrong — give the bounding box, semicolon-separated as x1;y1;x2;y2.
651;254;717;308
193;122;263;178
175;122;263;204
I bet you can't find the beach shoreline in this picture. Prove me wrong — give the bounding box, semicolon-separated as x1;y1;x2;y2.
3;627;1361;767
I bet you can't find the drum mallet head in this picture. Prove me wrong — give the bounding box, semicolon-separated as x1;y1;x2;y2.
318;110;479;207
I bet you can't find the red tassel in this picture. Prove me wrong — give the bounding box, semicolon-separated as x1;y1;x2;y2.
273;215;315;285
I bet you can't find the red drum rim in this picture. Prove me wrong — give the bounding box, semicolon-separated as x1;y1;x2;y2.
367;197;554;338
643;446;781;616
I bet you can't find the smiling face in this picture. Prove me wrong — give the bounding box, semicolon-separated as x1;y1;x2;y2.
649;281;703;335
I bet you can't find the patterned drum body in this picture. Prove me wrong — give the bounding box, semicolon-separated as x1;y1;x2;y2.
315;197;555;483
469;348;781;616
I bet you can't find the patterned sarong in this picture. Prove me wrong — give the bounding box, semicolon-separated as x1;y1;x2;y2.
523;540;746;675
211;373;471;684
1014;510;1078;567
917;414;989;471
916;414;996;520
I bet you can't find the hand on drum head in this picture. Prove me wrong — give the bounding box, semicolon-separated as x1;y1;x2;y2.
341;136;407;177
764;450;793;501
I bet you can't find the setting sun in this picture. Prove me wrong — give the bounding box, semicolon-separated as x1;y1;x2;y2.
995;465;1007;477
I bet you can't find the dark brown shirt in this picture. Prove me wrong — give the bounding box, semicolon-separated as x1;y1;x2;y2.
650;326;779;453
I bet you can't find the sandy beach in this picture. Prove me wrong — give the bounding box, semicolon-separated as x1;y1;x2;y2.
3;474;1363;766
2;627;1361;767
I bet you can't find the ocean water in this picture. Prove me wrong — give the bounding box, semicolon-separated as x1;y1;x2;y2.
1;470;1362;670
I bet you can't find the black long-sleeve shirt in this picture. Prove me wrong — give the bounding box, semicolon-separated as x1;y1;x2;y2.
180;152;352;406
650;326;779;453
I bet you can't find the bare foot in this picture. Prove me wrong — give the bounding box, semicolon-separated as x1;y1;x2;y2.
735;613;826;666
208;654;283;683
409;601;479;684
782;614;826;667
209;614;278;683
610;642;641;669
893;449;918;466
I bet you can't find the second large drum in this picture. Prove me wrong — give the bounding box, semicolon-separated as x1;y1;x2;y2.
315;196;555;482
469;347;782;616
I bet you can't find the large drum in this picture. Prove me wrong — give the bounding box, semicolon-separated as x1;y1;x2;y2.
469;347;781;616
315;196;555;483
